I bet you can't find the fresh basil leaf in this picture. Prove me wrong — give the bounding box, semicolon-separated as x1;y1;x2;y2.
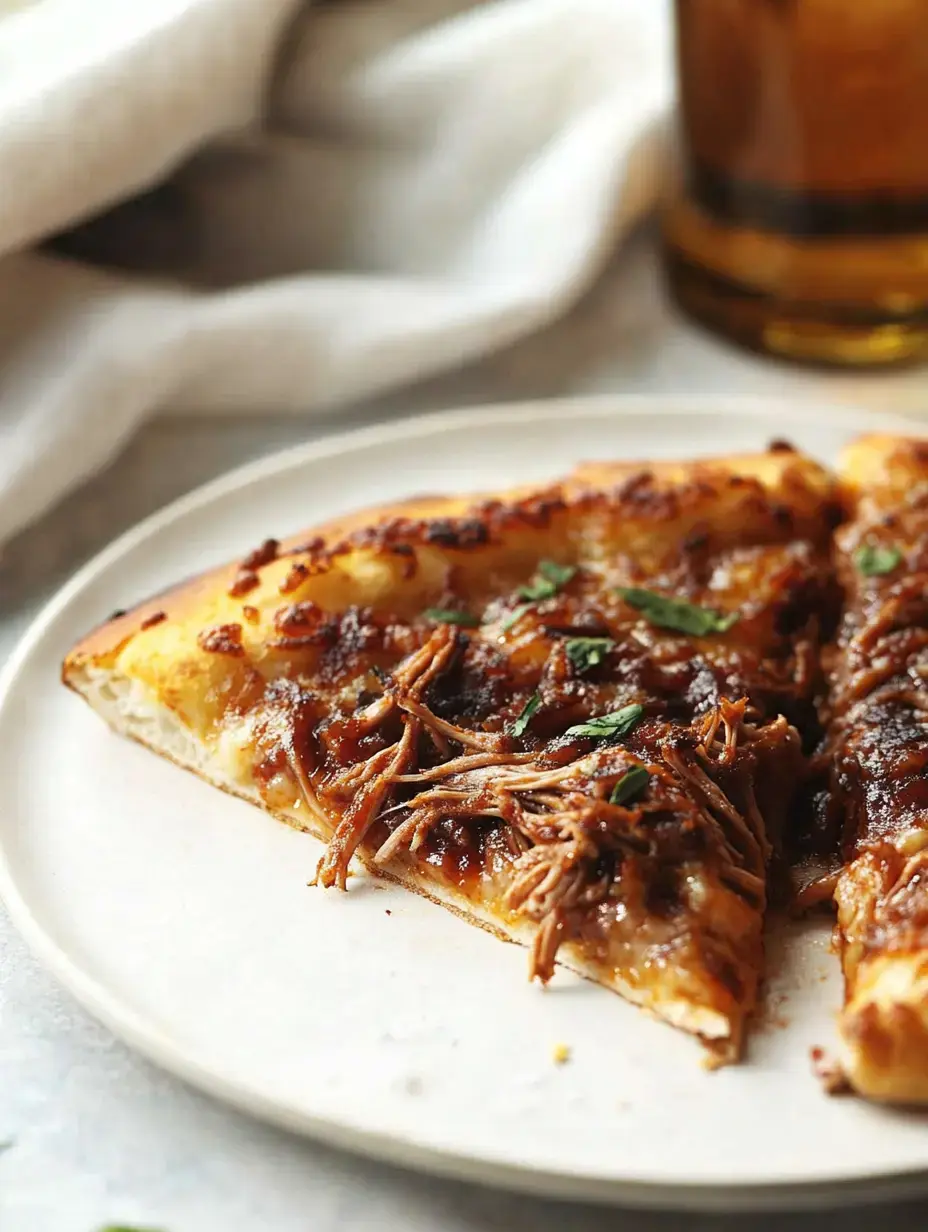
610;765;650;806
565;703;644;740
505;561;578;627
537;559;577;587
423;607;480;627
518;577;557;602
510;693;541;737
517;560;577;603
617;587;739;636
565;636;615;673
501;602;532;631
855;543;902;577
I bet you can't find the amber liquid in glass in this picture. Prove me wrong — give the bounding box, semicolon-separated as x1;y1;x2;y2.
664;0;928;366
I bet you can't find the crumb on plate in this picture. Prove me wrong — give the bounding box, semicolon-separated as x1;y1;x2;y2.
810;1046;851;1095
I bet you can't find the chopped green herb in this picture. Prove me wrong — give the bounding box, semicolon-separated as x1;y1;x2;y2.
510;693;541;737
565;636;615;673
503;561;577;630
501;602;532;631
610;765;650;806
538;559;577;587
855;543;902;577
617;587;739;636
518;578;556;602
518;560;577;603
565;703;644;741
423;607;480;627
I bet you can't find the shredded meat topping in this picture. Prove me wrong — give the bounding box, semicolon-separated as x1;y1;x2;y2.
231;476;833;989
273;596;811;981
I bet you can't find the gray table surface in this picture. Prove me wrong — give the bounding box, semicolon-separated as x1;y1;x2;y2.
3;232;928;1232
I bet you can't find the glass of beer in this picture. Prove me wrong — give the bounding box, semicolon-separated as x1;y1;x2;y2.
664;1;928;367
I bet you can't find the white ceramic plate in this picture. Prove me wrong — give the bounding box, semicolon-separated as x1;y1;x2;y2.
3;397;928;1213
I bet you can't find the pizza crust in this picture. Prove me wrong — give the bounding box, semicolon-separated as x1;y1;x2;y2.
838;952;928;1103
64;447;838;670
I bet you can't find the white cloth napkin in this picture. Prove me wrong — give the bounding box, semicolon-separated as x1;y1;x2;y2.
0;0;671;548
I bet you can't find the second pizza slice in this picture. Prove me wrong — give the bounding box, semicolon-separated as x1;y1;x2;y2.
63;445;838;1060
824;436;928;1100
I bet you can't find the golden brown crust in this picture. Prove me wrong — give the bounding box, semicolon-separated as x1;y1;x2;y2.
63;495;458;666
837;955;928;1103
838;433;928;511
64;449;839;671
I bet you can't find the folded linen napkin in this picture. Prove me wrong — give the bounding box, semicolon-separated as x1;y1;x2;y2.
0;0;671;547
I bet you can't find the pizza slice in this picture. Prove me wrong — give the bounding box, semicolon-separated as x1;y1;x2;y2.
826;435;928;1100
63;445;838;1061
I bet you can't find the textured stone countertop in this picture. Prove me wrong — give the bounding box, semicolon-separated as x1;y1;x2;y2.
2;233;927;1232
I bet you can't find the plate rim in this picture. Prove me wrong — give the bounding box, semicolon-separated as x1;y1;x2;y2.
3;393;928;1213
